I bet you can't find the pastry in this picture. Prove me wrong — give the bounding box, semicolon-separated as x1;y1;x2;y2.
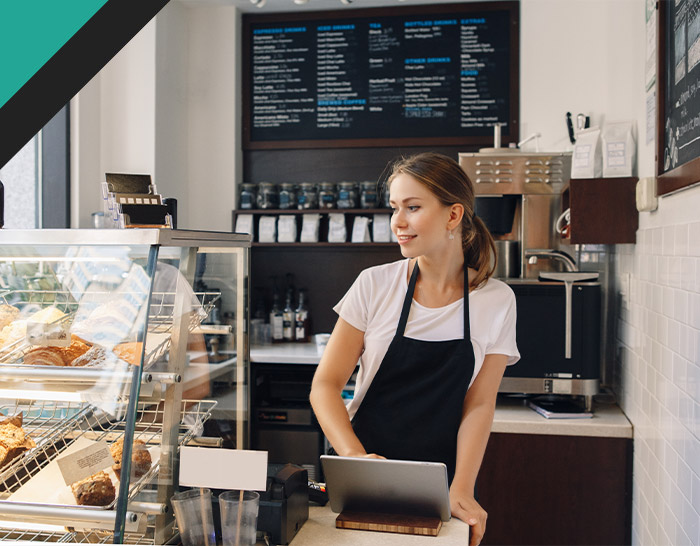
110;436;152;480
0;304;20;330
22;347;65;366
113;342;143;366
23;335;90;366
0;306;66;349
0;320;27;350
70;345;107;367
0;414;36;469
71;471;116;506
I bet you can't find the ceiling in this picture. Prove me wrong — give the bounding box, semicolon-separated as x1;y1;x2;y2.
177;0;480;14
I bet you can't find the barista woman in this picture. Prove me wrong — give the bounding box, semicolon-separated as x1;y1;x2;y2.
310;153;519;546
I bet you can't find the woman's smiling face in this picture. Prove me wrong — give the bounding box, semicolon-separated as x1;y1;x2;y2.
389;173;454;259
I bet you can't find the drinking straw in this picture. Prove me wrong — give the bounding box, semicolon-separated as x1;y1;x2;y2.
235;489;244;546
201;487;212;546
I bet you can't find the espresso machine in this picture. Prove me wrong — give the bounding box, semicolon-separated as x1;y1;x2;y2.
459;151;600;409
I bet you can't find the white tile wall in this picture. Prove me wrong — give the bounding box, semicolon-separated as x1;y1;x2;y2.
615;186;700;546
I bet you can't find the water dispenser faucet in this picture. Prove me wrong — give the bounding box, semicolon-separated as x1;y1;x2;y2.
525;249;578;272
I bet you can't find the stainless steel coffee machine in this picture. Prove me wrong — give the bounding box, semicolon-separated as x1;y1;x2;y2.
459;151;600;408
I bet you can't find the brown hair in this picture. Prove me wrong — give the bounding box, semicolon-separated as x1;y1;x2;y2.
386;152;496;289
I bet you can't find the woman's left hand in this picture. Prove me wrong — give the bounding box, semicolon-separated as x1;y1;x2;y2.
449;489;487;546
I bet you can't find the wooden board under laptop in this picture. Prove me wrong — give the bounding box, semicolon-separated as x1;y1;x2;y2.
336;511;442;537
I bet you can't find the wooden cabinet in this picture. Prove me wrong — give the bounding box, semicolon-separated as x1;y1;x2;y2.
478;432;632;546
561;178;638;244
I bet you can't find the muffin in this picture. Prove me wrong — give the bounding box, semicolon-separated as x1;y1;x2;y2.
110;436;152;480
71;471;116;506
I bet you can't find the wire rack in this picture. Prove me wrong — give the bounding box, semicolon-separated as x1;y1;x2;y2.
0;399;216;500
0;527;155;544
0;290;222;369
0;399;216;544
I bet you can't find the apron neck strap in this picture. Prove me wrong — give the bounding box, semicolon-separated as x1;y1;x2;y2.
398;260;471;340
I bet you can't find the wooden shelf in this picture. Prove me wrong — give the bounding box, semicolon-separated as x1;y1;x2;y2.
252;242;396;249
233;208;391;216
562;177;638;244
232;209;393;246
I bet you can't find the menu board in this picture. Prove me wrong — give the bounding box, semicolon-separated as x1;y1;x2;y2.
242;3;519;149
661;0;700;174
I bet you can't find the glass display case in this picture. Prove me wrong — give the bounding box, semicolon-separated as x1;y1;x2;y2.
0;229;250;544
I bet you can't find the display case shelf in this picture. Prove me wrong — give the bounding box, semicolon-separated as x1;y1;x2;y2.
0;229;250;544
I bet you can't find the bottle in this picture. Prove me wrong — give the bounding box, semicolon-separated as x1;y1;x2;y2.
282;289;295;341
295;289;310;342
270;290;284;343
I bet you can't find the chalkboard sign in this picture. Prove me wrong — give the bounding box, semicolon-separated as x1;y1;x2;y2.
657;0;700;194
242;3;519;150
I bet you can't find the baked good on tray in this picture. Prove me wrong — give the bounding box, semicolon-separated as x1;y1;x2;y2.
0;306;66;349
112;341;143;366
71;471;116;506
0;304;20;330
23;335;90;366
70;344;108;367
110;436;152;480
0;413;36;469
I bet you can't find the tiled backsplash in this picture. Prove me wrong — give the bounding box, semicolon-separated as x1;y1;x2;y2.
614;195;700;546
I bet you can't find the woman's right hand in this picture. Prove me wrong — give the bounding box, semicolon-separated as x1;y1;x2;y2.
343;451;385;459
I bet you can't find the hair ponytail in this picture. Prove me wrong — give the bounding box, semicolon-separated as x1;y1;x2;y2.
388;152;497;290
463;214;496;290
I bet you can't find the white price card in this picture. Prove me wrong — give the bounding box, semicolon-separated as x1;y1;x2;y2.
57;440;114;486
179;447;268;491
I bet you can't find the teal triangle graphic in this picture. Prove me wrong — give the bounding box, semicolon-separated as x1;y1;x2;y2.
0;0;109;110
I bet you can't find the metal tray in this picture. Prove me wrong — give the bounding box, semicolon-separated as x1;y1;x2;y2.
0;289;222;371
0;399;216;502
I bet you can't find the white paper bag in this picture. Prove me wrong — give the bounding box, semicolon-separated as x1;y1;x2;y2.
571;127;602;179
327;213;347;243
602;121;636;177
277;215;297;243
258;216;277;243
351;216;371;243
235;214;254;236
300;214;320;243
372;214;391;242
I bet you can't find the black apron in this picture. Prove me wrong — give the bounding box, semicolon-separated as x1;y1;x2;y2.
351;261;475;482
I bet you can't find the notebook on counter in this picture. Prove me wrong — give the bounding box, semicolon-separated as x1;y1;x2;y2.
527;397;593;419
320;455;451;521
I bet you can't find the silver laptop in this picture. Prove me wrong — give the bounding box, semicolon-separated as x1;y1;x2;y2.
320;455;451;521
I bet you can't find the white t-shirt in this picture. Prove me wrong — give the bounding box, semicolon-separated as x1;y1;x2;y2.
334;259;520;419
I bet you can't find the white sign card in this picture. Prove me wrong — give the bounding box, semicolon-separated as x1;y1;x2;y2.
179;447;268;491
57;440;114;486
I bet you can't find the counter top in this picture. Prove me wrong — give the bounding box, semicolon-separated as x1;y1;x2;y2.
289;505;469;545
251;342;323;364
491;396;633;439
250;344;633;440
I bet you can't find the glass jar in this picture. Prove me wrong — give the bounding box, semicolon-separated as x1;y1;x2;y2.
239;183;257;210
257;182;278;209
297;183;318;210
382;183;391;208
337;182;359;209
318;183;337;209
360;181;379;209
278;183;297;210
